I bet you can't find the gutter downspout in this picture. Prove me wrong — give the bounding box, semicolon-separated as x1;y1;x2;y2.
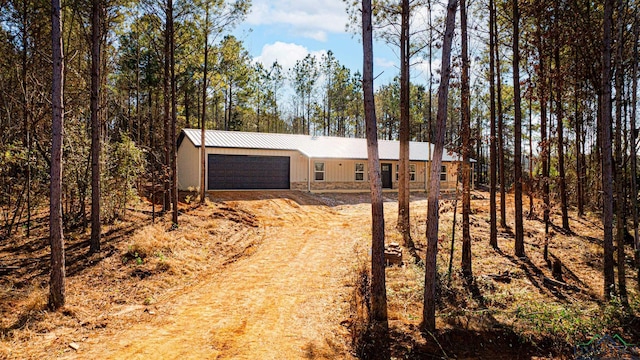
424;160;428;192
472;162;475;190
308;156;311;192
426;143;432;193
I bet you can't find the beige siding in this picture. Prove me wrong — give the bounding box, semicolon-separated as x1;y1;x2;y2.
308;159;462;190
312;159;429;184
389;161;427;190
310;159;432;191
311;159;372;183
414;161;427;185
177;137;201;190
438;162;459;191
430;162;463;190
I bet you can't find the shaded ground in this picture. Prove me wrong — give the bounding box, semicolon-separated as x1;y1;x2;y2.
379;191;640;359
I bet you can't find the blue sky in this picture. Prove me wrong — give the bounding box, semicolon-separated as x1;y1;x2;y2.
233;0;404;86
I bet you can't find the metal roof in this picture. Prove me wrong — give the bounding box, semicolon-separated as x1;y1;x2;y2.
180;129;469;162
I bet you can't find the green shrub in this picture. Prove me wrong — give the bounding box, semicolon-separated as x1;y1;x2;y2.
102;135;146;223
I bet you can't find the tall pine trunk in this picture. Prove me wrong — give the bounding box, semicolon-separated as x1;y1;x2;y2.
494;15;507;229
398;0;412;249
163;1;171;212
614;0;627;303
362;0;389;343
601;0;616;299
200;5;209;205
631;13;639;291
488;0;498;249
423;0;458;332
528;89;534;216
170;0;178;225
428;0;433;167
575;54;584;217
460;0;472;279
537;18;551;245
513;0;525;258
49;0;66;310
89;0;102;254
21;1;31;238
555;41;570;231
135;19;141;143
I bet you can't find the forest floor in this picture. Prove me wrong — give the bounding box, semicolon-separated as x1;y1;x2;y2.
0;190;639;359
378;190;640;359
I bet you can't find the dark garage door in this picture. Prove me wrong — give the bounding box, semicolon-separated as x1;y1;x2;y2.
208;154;290;190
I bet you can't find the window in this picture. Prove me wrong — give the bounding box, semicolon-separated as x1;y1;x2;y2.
395;163;417;182
440;165;447;181
355;163;365;181
314;162;325;181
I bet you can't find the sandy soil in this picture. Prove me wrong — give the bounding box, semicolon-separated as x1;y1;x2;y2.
71;192;365;360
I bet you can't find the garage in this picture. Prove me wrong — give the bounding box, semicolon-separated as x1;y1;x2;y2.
207;154;290;190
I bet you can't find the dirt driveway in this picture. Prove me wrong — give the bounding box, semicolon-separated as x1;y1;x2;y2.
76;192;371;359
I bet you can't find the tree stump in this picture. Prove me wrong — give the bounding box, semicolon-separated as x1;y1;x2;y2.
552;258;563;281
384;242;403;266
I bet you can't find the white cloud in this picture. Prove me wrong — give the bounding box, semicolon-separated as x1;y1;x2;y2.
247;0;348;41
375;57;396;69
254;41;326;72
301;30;328;42
413;57;441;81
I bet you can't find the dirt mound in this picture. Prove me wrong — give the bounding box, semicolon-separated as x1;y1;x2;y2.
211;205;259;227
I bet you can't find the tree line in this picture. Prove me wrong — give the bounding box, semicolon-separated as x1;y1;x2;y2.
358;0;640;356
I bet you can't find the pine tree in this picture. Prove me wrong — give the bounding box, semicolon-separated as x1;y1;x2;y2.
49;0;66;310
362;1;389;353
513;0;525;258
423;0;458;332
460;0;472;279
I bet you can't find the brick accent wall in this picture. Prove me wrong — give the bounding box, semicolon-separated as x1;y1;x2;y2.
291;180;458;192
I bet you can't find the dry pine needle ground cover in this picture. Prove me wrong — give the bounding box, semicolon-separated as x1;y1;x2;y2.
0;190;638;359
0;197;266;358
377;191;640;359
1;191;361;359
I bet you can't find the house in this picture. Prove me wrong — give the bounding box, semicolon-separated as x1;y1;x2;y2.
177;129;473;192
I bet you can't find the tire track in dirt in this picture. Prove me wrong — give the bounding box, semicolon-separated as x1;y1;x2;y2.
78;194;360;359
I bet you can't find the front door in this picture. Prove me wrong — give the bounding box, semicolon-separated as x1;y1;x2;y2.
381;163;392;189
